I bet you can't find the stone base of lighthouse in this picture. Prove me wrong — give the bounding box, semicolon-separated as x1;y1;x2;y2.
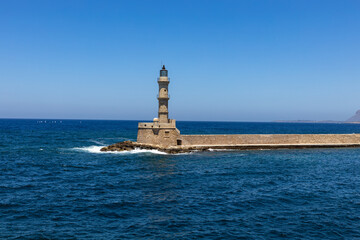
137;119;181;148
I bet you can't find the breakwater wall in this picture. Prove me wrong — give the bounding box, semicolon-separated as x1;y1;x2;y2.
180;134;360;146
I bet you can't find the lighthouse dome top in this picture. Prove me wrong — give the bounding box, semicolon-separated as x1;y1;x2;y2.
160;65;168;77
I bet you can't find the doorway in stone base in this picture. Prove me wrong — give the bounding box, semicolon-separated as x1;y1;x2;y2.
177;139;182;145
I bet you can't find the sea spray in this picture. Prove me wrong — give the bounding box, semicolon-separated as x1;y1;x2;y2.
72;146;168;155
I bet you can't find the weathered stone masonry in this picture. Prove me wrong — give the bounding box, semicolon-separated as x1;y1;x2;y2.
181;134;360;146
137;66;182;147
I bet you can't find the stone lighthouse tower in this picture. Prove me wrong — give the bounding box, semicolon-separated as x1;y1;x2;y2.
137;65;181;147
158;65;170;123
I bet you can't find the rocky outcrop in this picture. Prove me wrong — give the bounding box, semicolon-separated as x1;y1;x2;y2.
346;110;360;122
100;141;139;152
100;141;194;154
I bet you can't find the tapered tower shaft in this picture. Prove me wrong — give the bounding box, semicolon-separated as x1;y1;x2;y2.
158;65;170;123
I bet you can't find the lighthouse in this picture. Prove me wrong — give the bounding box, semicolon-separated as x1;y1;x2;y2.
137;65;181;147
158;65;170;123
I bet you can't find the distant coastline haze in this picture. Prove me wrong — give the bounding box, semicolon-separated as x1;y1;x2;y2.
346;110;360;122
0;0;359;121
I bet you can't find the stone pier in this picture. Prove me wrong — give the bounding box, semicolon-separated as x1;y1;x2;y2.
101;66;360;153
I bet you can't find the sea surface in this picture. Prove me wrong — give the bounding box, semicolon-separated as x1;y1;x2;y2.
1;119;360;239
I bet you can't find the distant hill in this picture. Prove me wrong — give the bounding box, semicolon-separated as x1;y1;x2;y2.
346;110;360;122
274;109;360;124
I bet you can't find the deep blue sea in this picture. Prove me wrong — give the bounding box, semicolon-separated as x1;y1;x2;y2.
1;119;360;239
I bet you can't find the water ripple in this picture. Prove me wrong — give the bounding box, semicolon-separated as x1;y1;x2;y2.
1;120;360;239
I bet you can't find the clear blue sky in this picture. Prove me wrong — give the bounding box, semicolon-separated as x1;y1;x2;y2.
1;0;359;121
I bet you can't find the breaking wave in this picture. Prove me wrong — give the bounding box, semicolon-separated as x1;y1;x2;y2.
72;146;168;155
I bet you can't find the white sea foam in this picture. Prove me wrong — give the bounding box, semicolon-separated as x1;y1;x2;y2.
72;146;168;155
206;148;236;152
129;148;168;155
88;139;106;145
73;146;106;153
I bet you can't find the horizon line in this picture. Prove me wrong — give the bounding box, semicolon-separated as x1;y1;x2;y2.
0;117;357;124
